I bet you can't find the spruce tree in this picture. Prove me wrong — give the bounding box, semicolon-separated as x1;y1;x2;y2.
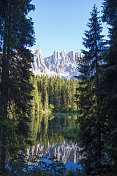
102;0;117;174
0;0;35;173
78;5;106;175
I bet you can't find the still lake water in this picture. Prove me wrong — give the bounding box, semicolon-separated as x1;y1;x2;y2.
27;113;82;171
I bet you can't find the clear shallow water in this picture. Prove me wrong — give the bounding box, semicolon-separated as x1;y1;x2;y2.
27;113;82;171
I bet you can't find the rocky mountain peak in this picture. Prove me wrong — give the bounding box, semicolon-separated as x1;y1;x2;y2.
31;49;82;79
53;50;60;60
60;50;66;57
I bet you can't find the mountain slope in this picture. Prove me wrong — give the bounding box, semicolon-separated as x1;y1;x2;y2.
31;49;83;79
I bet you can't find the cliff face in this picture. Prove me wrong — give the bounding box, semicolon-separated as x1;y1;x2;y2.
31;49;83;79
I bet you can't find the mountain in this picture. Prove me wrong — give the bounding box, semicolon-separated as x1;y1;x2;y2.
31;49;83;79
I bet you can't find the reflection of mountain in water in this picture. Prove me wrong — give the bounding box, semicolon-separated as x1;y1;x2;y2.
28;113;82;170
27;140;82;165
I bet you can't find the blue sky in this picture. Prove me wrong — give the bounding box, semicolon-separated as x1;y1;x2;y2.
29;0;108;57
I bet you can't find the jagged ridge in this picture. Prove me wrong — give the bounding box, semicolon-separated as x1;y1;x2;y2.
31;49;83;79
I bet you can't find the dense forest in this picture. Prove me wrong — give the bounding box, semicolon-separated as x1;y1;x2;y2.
0;0;117;175
76;2;117;176
30;75;78;115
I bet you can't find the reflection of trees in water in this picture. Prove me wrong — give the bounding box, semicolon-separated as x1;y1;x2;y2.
30;113;43;144
28;113;81;166
38;114;65;148
30;113;78;148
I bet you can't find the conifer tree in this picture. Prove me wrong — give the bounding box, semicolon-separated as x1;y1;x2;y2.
102;0;117;174
0;0;35;173
71;80;77;112
49;77;54;105
54;76;61;112
78;5;106;175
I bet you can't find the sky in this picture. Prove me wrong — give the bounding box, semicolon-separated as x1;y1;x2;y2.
29;0;108;57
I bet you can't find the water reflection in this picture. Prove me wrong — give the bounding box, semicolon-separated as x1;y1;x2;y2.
28;113;81;170
27;141;81;164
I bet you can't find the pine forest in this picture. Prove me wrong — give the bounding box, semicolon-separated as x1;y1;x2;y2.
30;75;78;114
0;0;117;175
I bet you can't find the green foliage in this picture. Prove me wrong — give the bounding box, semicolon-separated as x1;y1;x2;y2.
31;75;79;114
101;0;117;174
77;4;108;175
0;0;35;174
102;0;117;26
0;0;116;175
76;1;117;175
62;125;80;142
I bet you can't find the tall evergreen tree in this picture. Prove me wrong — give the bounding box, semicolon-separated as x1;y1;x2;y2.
49;77;54;105
0;0;35;173
78;5;106;175
71;80;77;112
102;0;117;174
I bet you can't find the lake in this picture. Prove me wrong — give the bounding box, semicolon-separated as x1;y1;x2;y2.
26;113;82;172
